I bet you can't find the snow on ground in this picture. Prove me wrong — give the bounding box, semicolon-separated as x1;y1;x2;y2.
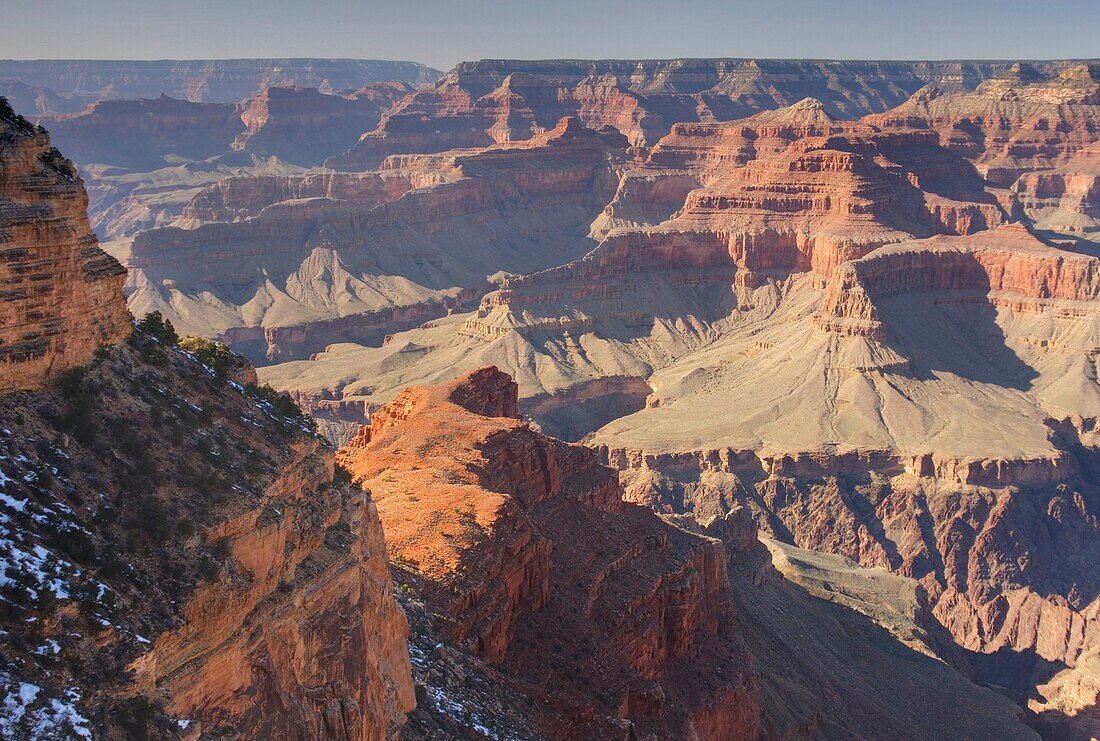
0;675;92;740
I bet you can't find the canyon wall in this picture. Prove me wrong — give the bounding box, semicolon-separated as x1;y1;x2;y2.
0;58;439;107
0;97;130;392
327;58;1038;170
123;117;626;360
866;63;1100;186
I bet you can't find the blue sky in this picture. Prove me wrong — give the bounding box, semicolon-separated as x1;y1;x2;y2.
2;0;1096;70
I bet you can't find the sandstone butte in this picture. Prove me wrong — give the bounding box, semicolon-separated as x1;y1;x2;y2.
0;98;415;738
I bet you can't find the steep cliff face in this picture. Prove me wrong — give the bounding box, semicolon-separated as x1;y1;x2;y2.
866;63;1100;185
0;98;414;739
337;367;761;740
0;336;415;739
326;58;1027;170
0;98;131;392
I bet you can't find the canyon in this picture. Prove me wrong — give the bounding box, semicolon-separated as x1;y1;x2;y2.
0;59;439;112
3;53;1100;739
256;61;1100;735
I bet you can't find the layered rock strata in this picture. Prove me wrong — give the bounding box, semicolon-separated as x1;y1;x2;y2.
0;98;414;738
866;63;1100;185
327;58;1033;170
0;97;130;392
123;117;627;361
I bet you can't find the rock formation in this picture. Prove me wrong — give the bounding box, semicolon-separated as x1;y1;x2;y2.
43;95;246;170
122;117;627;362
0;97;130;392
1012;140;1100;246
232;84;412;166
256;83;1100;732
39;84;414;238
337;367;761;739
337;367;1039;739
260;99;1008;427
866;63;1100;185
326;58;1035;170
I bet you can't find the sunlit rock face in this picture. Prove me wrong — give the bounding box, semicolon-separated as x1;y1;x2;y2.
0;97;131;392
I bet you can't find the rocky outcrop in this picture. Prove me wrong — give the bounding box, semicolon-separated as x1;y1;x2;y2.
326;58;1030;170
337;367;761;739
43;84;412;172
0;100;414;739
141;433;415;739
0;326;416;740
0;97;130;392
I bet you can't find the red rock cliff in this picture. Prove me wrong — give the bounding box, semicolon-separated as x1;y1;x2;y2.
338;367;761;740
0;97;131;392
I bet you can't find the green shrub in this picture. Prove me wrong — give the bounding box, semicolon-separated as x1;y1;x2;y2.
178;336;233;382
136;311;179;345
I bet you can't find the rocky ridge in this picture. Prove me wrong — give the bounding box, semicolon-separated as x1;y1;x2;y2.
336;367;761;739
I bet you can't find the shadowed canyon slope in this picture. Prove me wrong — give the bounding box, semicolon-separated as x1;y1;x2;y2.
120;117;628;362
